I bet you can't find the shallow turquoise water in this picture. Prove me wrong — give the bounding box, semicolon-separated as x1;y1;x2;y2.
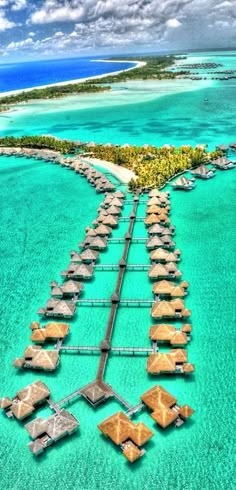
0;52;236;149
0;153;235;489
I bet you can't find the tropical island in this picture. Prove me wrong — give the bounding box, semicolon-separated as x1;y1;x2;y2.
0;135;221;190
0;56;183;108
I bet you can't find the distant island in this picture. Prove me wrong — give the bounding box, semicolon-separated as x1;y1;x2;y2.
0;56;181;110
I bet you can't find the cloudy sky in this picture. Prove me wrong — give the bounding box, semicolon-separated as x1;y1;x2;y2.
0;0;235;62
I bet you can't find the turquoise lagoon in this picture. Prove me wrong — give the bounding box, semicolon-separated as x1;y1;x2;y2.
0;52;236;149
0;51;235;490
0;154;235;490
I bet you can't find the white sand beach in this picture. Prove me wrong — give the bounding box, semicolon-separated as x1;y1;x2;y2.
1;60;146;97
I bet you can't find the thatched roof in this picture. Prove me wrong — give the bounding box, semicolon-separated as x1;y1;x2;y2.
102;215;119;227
152;280;176;295
172;176;194;188
151;299;191;319
146;205;166;215
145;214;161;226
106;205;121;215
182;363;195;373
61;280;83;295
11;401;34;420
181;324;192;333
141;385;177;410
32;322;69;342
98;412;132;445
18;347;60;371
191;165;213;176
109;198;123;207
70;251;82;263
147;353;176;373
89;237;107;250
17;380;50;405
26;410;79;451
80;249;100;261
170;348;187;362
39;299;76;317
148;224;165;235
149;324;176;341
30;321;40;330
130;422;154;446
151;407;178;428
61;263;94;279
122;441;142;463
149;263;181;279
148;189;169;198
0;397;12;409
146;236;164;249
94;224;112;236
112;191;125;198
178;404;195;419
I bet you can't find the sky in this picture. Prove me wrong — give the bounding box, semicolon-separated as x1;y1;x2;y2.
0;0;235;62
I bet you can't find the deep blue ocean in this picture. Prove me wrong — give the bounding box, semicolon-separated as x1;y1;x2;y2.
0;56;135;93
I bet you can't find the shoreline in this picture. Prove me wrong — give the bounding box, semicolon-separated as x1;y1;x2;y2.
81;156;137;184
0;60;146;97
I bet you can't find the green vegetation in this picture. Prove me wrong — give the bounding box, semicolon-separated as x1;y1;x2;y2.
83;143;222;190
0;83;110;106
87;56;179;83
0;135;76;153
0;135;222;190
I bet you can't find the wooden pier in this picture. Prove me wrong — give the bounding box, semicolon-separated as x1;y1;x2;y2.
75;298;153;307
95;264;149;271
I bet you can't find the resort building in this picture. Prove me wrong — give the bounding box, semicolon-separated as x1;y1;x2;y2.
13;345;59;371
0;380;50;420
37;299;76;319
146;236;175;250
149;324;190;346
172;176;196;190
61;263;94;280
190;165;215;179
147;350;195;375
98;411;154;463
50;280;83;298
26;409;79;455
148;224;175;236
141;385;194;428
30;321;70;343
152;280;188;298
145;213;170;226
150;249;180;263
151;299;191;319
212;157;235;169
148;263;182;280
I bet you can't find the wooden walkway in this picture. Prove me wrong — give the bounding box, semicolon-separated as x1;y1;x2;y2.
75;298;153;307
95;264;149;271
59;345;153;355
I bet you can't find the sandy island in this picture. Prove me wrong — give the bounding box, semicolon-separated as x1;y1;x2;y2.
0;60;146;97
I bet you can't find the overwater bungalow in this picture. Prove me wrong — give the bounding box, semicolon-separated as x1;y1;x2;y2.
50;280;83;298
69;251;82;263
88;236;108;250
37;299;76;319
147;350;195;375
0;380;50;420
102;215;119;227
145;214;170;226
98;411;154;463
148;189;170;199
112;191;125;198
147;196;170;208
216;144;228;152
191;165;215;179
146;205;169;216
30;321;69;343
13;345;59;371
94;224;112;236
148;224;175;236
146;236;175;250
152;280;188;298
105;205;121;215
108;197;124;208
61;263;94;280
148;263;182;280
141;385;194;428
150;249;180;263
149;324;189;346
212;157;235;170
80;248;100;262
151;299;191;319
172;176;196;190
26;409;79;455
85;227;98;237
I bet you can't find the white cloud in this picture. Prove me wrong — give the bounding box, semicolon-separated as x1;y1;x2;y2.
0;9;16;31
166;18;182;28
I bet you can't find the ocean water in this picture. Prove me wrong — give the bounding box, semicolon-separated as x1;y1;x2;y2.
0;57;136;93
0;52;236;149
0;154;235;490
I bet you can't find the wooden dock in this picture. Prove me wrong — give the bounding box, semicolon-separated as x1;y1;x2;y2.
75;298;153;307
